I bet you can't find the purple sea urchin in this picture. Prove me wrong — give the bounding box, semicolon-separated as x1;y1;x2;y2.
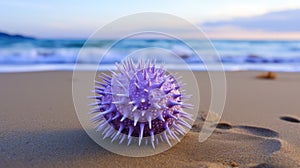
90;58;193;149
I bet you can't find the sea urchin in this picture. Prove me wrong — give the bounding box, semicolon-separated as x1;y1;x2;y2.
89;58;193;149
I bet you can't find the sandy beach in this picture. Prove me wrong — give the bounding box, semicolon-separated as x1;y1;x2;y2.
0;71;300;168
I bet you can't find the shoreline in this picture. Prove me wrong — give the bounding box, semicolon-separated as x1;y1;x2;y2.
1;63;300;73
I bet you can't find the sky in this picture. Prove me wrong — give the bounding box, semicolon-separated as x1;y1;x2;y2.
1;0;300;39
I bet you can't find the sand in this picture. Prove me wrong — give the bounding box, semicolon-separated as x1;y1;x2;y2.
0;71;299;168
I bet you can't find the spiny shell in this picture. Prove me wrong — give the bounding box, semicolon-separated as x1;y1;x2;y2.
90;58;193;149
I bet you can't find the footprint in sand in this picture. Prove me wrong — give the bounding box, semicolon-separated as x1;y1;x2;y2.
190;122;283;166
214;122;281;154
216;122;282;165
215;122;279;138
192;118;300;167
236;125;279;138
215;122;232;129
280;116;300;123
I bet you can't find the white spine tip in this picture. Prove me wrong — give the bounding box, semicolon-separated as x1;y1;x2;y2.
132;105;138;112
147;116;152;129
120;115;127;122
139;123;145;146
134;114;139;126
129;101;135;105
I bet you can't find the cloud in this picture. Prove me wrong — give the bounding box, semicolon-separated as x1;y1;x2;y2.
200;9;300;39
202;9;300;32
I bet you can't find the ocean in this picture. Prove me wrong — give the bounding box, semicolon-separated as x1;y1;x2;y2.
0;38;300;72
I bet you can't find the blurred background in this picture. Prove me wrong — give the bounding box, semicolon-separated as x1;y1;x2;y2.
1;0;300;72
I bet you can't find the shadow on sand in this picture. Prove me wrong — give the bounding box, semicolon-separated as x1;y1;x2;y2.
0;129;113;165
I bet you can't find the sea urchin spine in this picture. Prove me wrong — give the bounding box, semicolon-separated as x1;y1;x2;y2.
89;58;193;149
